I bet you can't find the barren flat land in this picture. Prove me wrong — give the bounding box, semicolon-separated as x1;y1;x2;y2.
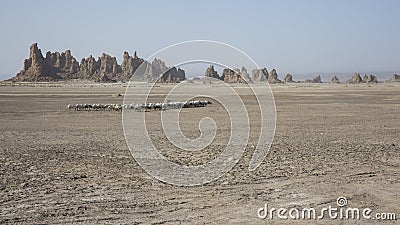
1;83;399;224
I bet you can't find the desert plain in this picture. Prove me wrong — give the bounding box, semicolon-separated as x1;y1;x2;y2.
0;82;399;224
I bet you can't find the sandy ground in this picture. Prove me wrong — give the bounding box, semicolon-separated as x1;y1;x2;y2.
0;82;399;224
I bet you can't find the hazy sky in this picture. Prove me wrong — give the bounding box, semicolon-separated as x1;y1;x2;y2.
1;0;399;80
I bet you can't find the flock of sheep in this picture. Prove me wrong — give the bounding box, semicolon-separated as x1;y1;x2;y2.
67;100;212;112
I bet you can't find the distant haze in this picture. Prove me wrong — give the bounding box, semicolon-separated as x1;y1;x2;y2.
0;0;399;81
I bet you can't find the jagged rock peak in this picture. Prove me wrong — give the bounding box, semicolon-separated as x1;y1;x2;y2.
268;69;283;84
388;74;400;83
30;43;44;60
303;75;322;83
221;68;247;83
362;74;378;83
240;66;251;83
347;73;363;84
284;73;294;83
331;76;340;83
11;43;80;81
205;65;220;79
156;67;186;83
121;51;144;78
252;68;268;82
8;43;184;83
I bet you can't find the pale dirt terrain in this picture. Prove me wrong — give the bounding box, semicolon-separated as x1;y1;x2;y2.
0;82;399;224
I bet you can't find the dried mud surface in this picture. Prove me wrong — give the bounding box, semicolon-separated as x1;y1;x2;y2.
1;83;399;224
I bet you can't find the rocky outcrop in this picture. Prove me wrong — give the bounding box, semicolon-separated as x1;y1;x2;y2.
220;67;250;83
204;65;220;79
304;75;322;83
77;53;124;81
13;43;80;81
21;43;51;81
121;51;143;77
150;58;168;78
284;74;294;83
10;43;185;83
45;50;79;78
221;68;238;83
240;67;251;83
251;68;268;82
362;74;378;83
131;58;185;83
347;73;363;84
330;76;340;84
347;73;378;84
368;75;378;83
268;69;282;84
78;55;100;80
388;74;400;82
156;67;185;83
98;53;121;80
221;68;246;83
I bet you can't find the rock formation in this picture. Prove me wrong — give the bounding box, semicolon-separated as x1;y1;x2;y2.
78;55;99;80
121;51;143;77
284;73;295;83
131;58;185;83
156;67;186;83
221;68;247;83
362;74;368;83
149;58;168;78
99;53;121;79
251;68;268;82
347;73;363;84
388;74;400;82
362;74;378;83
268;69;282;84
20;43;52;81
77;53;124;81
240;67;251;83
330;76;340;84
304;75;322;83
13;43;80;81
204;65;220;79
368;75;378;83
9;43;185;83
45;50;79;78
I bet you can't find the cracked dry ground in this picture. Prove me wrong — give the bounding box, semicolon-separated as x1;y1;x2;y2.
0;84;399;224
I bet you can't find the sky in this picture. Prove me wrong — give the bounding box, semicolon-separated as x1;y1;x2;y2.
0;0;399;80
